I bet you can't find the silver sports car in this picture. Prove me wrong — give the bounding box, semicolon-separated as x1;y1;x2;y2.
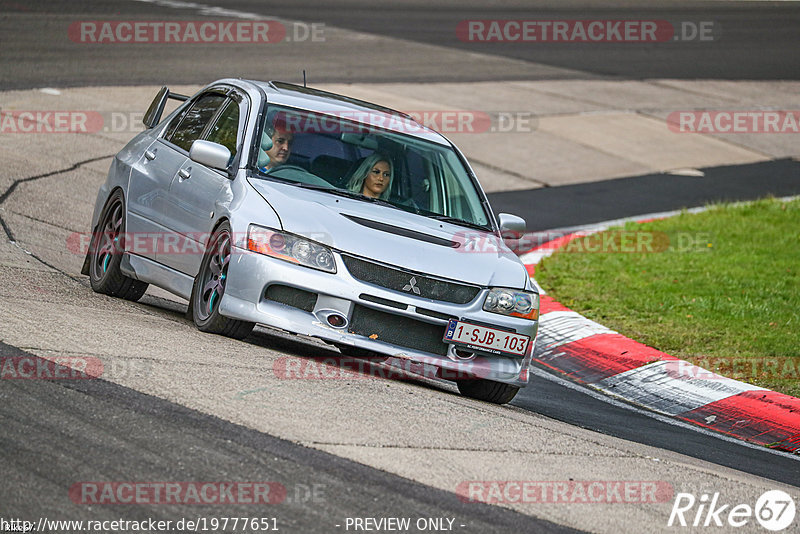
83;79;539;403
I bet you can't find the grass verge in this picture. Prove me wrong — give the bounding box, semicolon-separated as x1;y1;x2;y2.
535;197;800;398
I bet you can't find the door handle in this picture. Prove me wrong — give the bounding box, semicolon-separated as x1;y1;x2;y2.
178;168;191;180
144;150;156;160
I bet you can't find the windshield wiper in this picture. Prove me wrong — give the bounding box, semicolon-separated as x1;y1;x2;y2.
293;183;413;212
295;182;369;201
427;214;492;231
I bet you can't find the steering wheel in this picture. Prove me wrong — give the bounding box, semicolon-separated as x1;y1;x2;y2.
263;164;309;175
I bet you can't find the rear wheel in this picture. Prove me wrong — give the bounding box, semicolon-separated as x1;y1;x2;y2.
88;190;148;301
191;222;254;340
457;378;520;404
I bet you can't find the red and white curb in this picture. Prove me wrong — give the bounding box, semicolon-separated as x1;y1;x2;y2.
522;211;800;454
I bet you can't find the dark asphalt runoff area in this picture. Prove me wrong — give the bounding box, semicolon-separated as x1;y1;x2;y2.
0;341;574;534
488;158;800;231
2;0;800;530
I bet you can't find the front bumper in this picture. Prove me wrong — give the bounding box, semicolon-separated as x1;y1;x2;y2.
219;247;538;386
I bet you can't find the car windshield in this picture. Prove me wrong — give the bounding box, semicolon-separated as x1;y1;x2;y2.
252;105;491;229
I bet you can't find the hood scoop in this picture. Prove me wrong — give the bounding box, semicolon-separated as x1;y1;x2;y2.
342;213;460;248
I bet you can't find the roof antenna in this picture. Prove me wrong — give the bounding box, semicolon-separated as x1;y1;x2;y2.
303;70;307;88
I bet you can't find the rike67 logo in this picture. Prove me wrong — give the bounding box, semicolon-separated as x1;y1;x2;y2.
668;490;796;531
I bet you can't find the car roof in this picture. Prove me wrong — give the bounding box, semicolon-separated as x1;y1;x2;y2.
229;78;451;145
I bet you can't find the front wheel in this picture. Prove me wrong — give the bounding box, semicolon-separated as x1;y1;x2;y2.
191;222;254;340
88;190;149;301
457;378;520;404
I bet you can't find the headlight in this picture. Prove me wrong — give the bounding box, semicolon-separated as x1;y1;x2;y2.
247;225;336;273
483;288;539;320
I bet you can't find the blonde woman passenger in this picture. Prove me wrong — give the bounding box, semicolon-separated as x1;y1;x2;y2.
347;153;393;200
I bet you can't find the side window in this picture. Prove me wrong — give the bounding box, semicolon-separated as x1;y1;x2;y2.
162;106;188;141
205;98;240;158
167;93;227;152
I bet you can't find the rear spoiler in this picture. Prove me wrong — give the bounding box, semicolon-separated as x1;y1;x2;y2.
142;86;190;128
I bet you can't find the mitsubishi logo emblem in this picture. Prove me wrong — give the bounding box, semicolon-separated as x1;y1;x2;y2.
402;276;421;295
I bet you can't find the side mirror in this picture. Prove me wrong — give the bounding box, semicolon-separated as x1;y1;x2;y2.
189;140;231;171
142;87;169;129
498;213;526;233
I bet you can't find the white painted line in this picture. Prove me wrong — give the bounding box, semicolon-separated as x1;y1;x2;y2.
667;168;705;177
133;0;271;21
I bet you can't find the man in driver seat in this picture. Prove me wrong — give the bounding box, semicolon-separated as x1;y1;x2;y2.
259;117;293;171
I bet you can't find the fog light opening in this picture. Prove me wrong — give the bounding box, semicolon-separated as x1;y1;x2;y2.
326;313;347;328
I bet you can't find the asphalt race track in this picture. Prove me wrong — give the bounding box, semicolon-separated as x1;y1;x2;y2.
2;1;800;533
3;0;800;88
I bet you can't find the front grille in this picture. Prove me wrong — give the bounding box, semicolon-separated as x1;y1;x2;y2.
265;285;317;312
342;255;480;305
415;307;452;321
349;305;449;356
359;294;408;310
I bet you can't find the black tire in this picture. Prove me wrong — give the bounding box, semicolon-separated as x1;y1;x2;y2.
191;222;255;340
88;190;149;301
457;378;520;404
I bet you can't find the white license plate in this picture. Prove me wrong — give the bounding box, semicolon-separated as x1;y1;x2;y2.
443;319;530;357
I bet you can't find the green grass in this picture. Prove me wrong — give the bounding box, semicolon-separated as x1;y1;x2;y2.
536;197;800;398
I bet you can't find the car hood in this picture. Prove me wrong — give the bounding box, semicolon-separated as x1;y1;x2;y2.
248;179;528;288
